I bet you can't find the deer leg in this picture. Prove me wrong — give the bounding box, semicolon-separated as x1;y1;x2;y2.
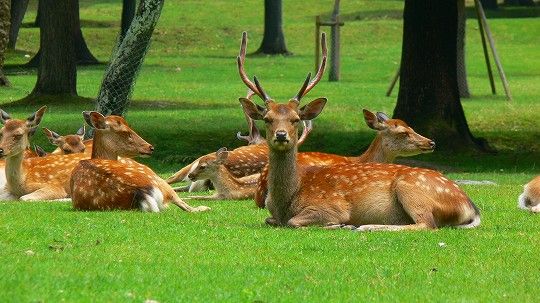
187;193;220;200
265;217;279;226
188;180;210;192
287;208;340;228
20;186;68;201
354;222;433;232
173;185;191;192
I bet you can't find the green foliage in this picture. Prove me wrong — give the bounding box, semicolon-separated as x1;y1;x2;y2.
0;0;539;301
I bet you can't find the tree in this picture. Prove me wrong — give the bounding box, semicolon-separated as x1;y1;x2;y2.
26;0;98;67
456;0;469;98
7;0;29;50
0;0;11;86
393;0;490;152
30;0;77;96
255;0;290;55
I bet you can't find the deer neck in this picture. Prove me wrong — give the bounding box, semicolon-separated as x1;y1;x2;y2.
91;131;119;160
355;135;395;163
5;151;27;196
267;147;299;225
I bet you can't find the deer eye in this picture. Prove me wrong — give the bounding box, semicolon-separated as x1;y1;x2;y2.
263;117;273;124
199;165;206;170
13;134;23;140
291;119;300;124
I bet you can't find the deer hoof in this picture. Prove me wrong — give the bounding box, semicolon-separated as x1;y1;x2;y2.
194;206;211;212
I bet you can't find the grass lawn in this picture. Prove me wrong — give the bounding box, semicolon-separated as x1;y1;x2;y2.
0;0;539;302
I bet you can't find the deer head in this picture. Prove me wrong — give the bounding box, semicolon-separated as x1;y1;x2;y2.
237;32;328;152
83;111;154;158
187;147;229;181
363;109;435;157
0;106;47;159
43;126;86;154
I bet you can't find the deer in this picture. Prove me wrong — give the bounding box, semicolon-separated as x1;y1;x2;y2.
254;108;436;207
166;82;312;194
237;31;480;231
43;126;92;155
70;111;210;212
185;147;260;200
0;106;93;200
518;176;540;213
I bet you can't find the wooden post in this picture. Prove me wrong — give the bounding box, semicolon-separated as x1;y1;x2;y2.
329;0;340;81
475;0;512;101
474;0;496;95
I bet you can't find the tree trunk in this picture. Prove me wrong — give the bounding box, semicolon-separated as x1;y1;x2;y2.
95;0;164;116
33;0;40;27
480;0;498;9
120;0;136;43
26;0;98;67
30;0;77;96
456;0;470;98
255;0;290;55
7;0;28;49
393;0;490;152
0;0;11;86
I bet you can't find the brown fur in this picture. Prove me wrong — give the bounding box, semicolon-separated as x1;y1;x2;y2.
70;112;209;212
519;176;540;212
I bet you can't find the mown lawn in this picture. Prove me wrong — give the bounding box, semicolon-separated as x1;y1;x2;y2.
0;0;539;302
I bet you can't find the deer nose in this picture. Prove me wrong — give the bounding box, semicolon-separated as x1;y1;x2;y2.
275;131;287;142
149;145;154;152
0;148;3;156
429;141;436;149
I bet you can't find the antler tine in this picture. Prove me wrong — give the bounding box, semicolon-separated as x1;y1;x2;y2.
297;120;313;146
253;76;271;102
237;32;266;101
292;73;311;103
297;32;328;100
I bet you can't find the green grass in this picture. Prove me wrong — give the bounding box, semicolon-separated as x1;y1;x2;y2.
0;0;539;302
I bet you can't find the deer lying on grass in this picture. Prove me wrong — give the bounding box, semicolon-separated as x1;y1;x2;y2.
0;106;92;200
254;109;436;207
186;147;260;200
70;111;210;212
237;31;480;231
518;176;540;213
43;126;92;155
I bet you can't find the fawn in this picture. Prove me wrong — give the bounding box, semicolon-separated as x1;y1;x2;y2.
518;176;540;213
70;111;210;212
43;126;92;155
186;147;260;200
237;31;480;231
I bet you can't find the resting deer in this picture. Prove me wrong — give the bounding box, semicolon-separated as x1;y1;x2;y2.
0;106;93;200
518;176;540;213
237;31;480;231
43;126;92;155
186;147;259;200
70;111;210;212
254;109;435;207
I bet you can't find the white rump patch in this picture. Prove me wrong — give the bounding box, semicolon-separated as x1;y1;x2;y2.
138;187;165;212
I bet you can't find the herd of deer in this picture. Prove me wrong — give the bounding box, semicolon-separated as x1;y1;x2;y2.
0;32;538;231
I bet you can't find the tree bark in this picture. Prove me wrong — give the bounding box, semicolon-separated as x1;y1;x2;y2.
26;0;98;67
456;0;470;98
30;0;77;96
255;0;290;55
120;0;136;43
7;0;28;49
0;0;11;86
393;0;490;152
95;0;164;116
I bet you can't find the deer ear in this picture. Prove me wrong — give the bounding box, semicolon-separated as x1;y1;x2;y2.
43;128;61;144
376;112;390;122
83;111;107;129
76;125;85;138
363;109;387;131
239;98;265;120
299;98;327;120
0;109;11;124
33;144;48;157
26;106;47;128
215;147;229;164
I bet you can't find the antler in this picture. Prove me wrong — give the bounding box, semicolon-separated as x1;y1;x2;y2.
292;33;327;103
297;120;313;146
237;32;271;103
237;89;265;145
